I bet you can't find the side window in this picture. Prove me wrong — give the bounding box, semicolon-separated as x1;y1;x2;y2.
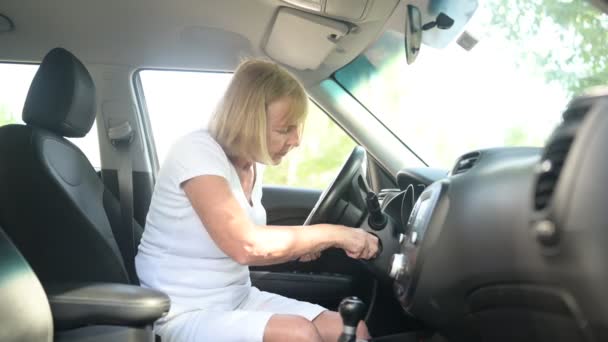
137;69;355;190
138;70;232;165
0;63;101;168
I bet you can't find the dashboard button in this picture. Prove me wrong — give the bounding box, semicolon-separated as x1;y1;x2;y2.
389;253;407;279
410;231;418;245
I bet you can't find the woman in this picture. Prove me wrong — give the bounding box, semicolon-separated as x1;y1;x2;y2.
136;59;379;342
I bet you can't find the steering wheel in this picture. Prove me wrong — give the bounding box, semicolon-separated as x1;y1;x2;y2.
303;145;406;282
303;146;366;226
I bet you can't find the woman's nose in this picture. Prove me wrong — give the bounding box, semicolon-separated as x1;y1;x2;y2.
289;129;301;147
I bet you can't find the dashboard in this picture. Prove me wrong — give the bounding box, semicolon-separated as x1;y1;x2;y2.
374;89;608;342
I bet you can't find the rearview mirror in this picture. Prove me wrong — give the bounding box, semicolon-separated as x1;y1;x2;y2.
404;5;422;65
421;0;479;48
403;0;479;65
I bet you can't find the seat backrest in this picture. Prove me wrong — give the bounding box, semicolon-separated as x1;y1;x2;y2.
0;225;53;342
0;47;141;285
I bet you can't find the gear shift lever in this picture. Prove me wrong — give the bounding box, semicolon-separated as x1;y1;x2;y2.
338;296;366;342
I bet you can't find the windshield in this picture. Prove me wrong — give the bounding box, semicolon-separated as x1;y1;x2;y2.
335;0;608;168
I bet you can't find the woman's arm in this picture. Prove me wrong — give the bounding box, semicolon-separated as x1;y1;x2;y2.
183;175;375;266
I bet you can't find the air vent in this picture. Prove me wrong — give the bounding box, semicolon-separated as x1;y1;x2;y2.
452;152;480;175
533;136;574;210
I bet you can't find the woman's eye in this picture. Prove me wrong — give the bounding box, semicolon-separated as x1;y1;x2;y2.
275;126;296;135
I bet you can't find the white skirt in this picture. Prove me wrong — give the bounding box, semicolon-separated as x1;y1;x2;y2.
155;286;327;342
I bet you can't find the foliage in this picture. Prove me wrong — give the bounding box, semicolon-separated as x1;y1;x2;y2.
489;0;608;96
0;103;18;126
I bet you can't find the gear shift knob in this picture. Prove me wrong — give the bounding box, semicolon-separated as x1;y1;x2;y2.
338;296;366;342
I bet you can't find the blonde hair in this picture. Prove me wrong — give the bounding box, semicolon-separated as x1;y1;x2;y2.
209;59;308;164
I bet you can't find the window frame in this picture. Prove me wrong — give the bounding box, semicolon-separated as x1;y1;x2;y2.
132;68;234;180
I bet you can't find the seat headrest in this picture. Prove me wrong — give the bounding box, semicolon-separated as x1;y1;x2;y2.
22;48;96;138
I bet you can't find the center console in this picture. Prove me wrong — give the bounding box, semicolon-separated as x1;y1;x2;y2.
386;181;450;311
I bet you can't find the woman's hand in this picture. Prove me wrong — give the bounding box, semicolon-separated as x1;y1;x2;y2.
338;228;380;260
298;251;322;262
296;225;379;262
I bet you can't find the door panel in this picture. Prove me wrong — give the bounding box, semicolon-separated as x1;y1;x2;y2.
262;185;321;225
250;248;374;311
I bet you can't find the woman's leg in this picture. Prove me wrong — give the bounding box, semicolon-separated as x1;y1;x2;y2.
312;310;371;342
241;287;369;341
156;309;276;342
263;314;323;342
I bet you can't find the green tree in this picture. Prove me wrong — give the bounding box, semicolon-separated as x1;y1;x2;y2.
504;125;548;146
489;0;608;96
0;103;17;126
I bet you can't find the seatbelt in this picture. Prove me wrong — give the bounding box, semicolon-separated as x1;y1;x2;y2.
108;121;136;283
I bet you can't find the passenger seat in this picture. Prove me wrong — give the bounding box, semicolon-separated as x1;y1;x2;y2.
0;47;169;341
0;225;53;342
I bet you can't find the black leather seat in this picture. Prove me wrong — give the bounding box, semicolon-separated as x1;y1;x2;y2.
0;222;169;342
0;225;53;342
0;47;141;285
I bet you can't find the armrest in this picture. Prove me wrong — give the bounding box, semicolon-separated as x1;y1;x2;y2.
45;283;170;330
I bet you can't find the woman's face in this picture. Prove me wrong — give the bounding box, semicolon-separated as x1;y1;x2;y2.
266;97;302;165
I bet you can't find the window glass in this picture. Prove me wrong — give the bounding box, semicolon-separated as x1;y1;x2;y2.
335;0;607;168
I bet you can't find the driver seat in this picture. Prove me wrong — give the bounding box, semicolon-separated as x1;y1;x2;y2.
0;47;140;285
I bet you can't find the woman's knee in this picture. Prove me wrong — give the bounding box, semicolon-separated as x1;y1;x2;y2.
264;314;322;342
312;310;371;341
296;319;323;342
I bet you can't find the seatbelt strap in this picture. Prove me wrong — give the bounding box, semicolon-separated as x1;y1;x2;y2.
108;121;136;283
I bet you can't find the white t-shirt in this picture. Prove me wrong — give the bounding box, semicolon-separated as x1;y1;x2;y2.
135;129;266;320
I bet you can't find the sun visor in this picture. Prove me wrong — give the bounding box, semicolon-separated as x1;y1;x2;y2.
264;7;348;70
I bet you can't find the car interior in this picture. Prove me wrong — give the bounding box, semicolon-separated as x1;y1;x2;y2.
1;0;608;341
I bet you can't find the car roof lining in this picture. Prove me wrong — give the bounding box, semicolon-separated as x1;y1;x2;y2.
0;0;399;86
